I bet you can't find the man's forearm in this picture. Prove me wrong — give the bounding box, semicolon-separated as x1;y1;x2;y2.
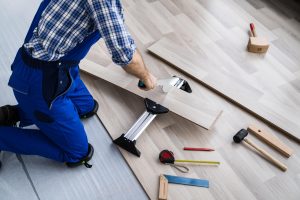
123;50;149;80
123;49;156;90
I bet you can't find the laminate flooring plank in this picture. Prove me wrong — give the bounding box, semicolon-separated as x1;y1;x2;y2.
81;68;300;199
80;58;222;130
0;153;39;200
80;74;222;200
81;1;300;198
148;29;300;141
159;0;182;16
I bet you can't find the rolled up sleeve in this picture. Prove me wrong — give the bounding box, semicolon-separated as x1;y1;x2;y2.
87;0;136;66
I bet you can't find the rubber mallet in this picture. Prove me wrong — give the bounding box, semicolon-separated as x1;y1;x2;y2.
247;23;269;53
233;129;287;172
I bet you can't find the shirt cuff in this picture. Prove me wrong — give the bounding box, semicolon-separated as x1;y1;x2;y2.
112;43;137;67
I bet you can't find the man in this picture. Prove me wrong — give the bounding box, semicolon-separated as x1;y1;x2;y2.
0;0;156;168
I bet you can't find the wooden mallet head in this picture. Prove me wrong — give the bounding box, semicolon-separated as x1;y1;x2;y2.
247;23;269;53
233;129;248;143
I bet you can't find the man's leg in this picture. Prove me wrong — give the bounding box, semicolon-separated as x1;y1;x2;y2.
0;105;19;126
0;104;34;127
0;127;70;162
0;90;90;164
68;67;98;118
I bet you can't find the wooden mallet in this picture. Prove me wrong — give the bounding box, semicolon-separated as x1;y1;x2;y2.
247;23;269;53
233;129;287;172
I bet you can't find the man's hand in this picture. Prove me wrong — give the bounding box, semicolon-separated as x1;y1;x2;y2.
123;50;157;91
140;72;157;91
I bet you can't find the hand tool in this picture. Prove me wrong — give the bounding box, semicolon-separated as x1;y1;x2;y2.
114;76;192;157
159;150;189;173
159;150;220;173
138;76;192;93
183;147;215;151
158;174;209;200
164;174;209;188
233;129;287;171
247;125;293;158
159;175;168;200
247;23;269;53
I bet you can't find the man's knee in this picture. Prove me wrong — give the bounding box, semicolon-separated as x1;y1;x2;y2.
79;99;99;119
62;143;89;163
65;143;94;168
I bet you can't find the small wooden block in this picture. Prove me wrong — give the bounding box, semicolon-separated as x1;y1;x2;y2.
158;175;168;200
247;125;293;157
247;37;269;53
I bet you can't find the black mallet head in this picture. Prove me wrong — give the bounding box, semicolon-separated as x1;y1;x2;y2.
233;129;248;143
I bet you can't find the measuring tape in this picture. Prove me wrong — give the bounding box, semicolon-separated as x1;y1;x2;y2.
159;150;189;173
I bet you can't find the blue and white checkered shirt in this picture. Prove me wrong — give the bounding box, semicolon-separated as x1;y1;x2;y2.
24;0;136;66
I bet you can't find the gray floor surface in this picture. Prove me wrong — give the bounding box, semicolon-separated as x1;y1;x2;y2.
0;1;148;199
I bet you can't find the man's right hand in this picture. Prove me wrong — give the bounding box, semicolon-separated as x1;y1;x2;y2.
123;50;157;91
139;72;157;91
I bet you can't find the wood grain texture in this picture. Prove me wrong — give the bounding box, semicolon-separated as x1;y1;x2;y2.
81;66;300;200
148;24;300;143
80;0;300;199
145;0;300;143
247;125;293;157
80;59;222;130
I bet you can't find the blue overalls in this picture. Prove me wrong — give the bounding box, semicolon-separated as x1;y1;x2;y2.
0;0;100;163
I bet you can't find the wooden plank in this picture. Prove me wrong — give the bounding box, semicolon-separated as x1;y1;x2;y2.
79;0;300;199
80;0;300;198
81;68;300;200
80;59;222;130
81;74;257;200
247;125;293;157
148;34;300;142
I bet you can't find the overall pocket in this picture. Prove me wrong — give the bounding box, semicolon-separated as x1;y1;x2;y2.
8;73;30;95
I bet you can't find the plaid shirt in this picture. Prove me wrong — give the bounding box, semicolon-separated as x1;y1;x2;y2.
24;0;136;66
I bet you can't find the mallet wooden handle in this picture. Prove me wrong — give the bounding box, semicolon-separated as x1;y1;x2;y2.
243;138;287;172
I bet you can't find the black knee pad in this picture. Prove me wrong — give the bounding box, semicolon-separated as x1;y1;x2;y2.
66;143;94;168
80;99;99;119
0;105;20;126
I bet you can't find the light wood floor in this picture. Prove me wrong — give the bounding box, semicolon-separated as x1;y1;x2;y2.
81;0;300;199
147;0;300;141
